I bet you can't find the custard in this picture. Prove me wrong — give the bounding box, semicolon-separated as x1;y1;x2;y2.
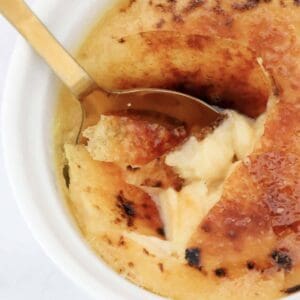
54;1;300;299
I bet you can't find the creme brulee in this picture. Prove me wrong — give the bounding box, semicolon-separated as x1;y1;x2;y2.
54;1;300;299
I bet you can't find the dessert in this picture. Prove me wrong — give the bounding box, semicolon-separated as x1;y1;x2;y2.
54;1;300;299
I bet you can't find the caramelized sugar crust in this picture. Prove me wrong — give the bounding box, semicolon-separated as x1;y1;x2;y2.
248;152;300;234
60;0;300;298
84;31;271;118
65;145;164;237
125;157;185;191
110;32;271;117
84;111;188;165
183;0;300;278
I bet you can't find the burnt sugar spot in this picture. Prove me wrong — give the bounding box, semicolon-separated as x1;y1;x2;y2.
118;235;126;247
118;37;126;43
117;191;136;217
158;263;164;272
117;184;164;235
214;268;227;277
271;250;292;270
63;164;70;188
117;191;136;226
126;165;140;172
143;248;150;255
247;261;256;270
185;248;201;267
156;227;165;237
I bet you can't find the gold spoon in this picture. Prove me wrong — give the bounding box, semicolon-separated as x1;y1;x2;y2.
0;0;221;141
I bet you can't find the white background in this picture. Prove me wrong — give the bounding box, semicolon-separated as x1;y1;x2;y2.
0;2;91;299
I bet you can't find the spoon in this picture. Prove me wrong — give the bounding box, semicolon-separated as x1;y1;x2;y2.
0;0;221;141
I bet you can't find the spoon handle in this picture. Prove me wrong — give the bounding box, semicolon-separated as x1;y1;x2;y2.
0;0;97;98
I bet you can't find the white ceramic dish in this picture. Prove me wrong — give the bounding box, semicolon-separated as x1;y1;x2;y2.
1;1;299;300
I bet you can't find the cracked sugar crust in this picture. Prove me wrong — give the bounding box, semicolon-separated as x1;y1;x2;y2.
55;0;300;299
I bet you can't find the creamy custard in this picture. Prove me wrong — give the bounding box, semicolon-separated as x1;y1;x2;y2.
54;1;300;299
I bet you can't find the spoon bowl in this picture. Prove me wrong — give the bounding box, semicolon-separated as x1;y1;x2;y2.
0;0;221;143
80;87;221;141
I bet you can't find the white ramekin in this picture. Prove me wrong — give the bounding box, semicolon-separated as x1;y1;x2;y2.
1;1;299;299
